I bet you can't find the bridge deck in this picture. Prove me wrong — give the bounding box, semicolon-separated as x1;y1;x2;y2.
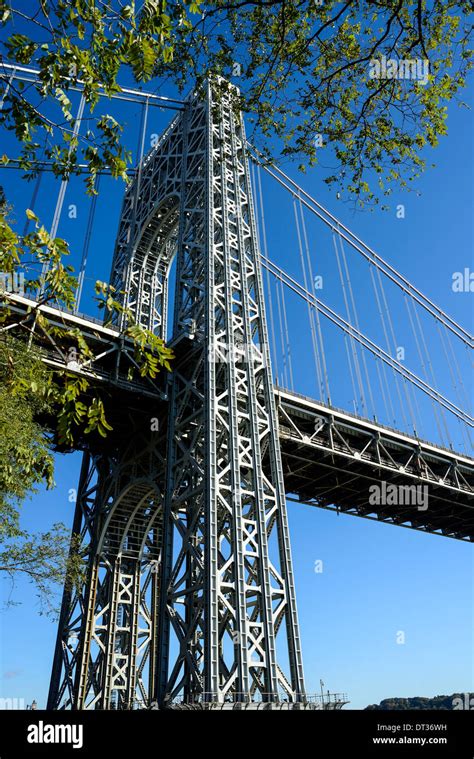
2;294;472;541
277;388;474;542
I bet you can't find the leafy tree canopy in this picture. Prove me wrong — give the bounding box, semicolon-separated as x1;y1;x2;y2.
365;694;474;710
0;0;472;203
0;332;81;616
0;198;173;613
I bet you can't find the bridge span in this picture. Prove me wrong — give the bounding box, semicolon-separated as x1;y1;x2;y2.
3;292;473;544
277;388;473;542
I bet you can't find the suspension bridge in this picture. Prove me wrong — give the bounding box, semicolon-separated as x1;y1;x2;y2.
1;67;473;710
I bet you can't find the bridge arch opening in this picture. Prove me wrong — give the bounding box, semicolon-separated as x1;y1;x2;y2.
130;193;180;339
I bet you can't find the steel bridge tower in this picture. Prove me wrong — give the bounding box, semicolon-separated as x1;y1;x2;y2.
48;80;306;709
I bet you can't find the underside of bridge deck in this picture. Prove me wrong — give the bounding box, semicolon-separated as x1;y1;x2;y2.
2;295;473;541
276;388;474;542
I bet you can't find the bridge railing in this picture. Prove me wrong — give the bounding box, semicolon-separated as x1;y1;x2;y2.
130;692;349;709
275;384;473;460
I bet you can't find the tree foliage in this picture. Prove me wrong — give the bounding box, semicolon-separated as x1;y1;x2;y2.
0;198;173;613
0;335;78;615
0;199;174;444
0;1;472;203
0;336;54;516
0;522;84;617
365;694;474;710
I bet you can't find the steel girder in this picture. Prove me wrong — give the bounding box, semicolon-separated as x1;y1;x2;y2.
110;109;183;336
47;429;166;709
155;82;305;704
276;388;474;541
48;80;306;708
0;292;167;399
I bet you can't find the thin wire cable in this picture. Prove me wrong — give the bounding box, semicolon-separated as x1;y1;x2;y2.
50;95;86;242
262;255;473;426
407;371;423;438
445;325;473;416
275;274;288;387
445;335;473;450
75;173;101;313
370;264;396;424
255;164;279;380
373;267;409;430
298;197;331;404
40;94;86;287
412;298;452;444
332;231;366;414
249;148;472;347
374;356;391;423
436;320;468;451
336;225;375;417
280;277;294;390
379;266;419;435
293;197;323;398
22;171;43;237
404;294;445;446
126;99;150;261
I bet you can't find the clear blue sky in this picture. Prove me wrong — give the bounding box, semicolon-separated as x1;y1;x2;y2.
0;49;473;709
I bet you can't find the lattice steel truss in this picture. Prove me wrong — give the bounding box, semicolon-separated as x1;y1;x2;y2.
48;80;306;709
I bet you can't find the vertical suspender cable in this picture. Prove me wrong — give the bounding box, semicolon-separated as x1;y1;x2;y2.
375;268;419;435
275;272;288;387
49;96;86;241
436;320;468;451
40;94;86;285
373;267;409;431
128;98;149;254
445;329;473;451
74;173;101;313
367;258;391;424
438;324;471;410
22;171;43;237
412;301;451;444
369;264;395;424
444;326;473;415
256;164;280;382
377;269;417;434
293;197;323;398
404;295;446;446
332;231;366;414
374;354;391;423
332;233;360;413
298;197;331;404
336;226;375;417
280;277;294;390
122;98;149;329
372;267;399;426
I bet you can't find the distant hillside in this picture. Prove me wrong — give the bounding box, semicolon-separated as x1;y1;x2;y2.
365;693;473;710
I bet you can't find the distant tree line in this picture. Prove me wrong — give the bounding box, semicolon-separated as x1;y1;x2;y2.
366;693;473;710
